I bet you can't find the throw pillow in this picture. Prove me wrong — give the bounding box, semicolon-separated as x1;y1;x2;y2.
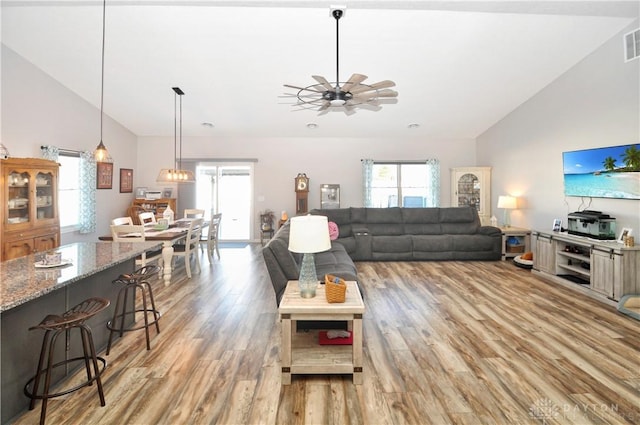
328;221;339;240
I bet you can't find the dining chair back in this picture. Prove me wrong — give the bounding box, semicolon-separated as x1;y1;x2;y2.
111;216;133;226
201;213;222;263
138;211;157;225
171;218;203;278
184;208;205;219
110;224;162;268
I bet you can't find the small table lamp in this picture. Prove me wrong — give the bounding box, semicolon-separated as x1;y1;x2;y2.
288;215;331;298
497;195;517;227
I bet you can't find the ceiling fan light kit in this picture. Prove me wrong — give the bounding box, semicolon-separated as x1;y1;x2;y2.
284;6;397;113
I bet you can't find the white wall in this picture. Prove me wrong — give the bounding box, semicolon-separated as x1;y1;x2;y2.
478;19;640;234
137;135;477;239
1;45;139;243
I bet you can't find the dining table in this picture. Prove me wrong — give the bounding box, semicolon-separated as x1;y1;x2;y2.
99;218;207;285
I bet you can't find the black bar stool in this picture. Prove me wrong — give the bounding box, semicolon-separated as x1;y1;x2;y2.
24;297;110;425
106;265;161;354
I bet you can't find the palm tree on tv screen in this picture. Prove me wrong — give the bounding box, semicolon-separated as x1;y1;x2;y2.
622;145;640;171
602;156;617;171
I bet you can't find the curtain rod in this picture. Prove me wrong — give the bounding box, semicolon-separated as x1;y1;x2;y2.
360;159;429;164
40;145;83;156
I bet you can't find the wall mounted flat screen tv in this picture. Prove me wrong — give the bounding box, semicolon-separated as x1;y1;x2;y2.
562;143;640;199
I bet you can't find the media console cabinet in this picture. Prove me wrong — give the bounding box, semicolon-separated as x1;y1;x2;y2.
532;230;640;306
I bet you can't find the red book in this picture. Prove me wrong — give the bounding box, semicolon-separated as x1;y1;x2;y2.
318;330;353;345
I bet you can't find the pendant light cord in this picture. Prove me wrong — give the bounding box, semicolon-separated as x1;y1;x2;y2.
179;93;183;171
173;91;177;170
335;10;341;89
100;0;106;142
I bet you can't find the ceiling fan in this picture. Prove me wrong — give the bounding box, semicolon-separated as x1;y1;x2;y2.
284;7;398;114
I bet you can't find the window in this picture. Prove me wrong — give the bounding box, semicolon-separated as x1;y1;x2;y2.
363;160;440;208
58;154;81;228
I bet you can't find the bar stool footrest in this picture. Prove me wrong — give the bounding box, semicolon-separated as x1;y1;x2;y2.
24;356;107;401
106;309;161;332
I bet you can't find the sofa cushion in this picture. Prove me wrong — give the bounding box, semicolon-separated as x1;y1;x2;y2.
402;208;440;224
412;235;452;252
350;207;367;223
372;235;412;253
267;237;299;279
367;207;403;224
314;243;358;282
451;235;497;252
440;207;479;234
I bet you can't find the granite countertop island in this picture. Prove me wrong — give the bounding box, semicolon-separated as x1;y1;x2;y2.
1;241;162;424
0;241;160;313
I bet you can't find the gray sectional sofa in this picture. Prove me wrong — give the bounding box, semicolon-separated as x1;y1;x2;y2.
262;206;501;306
310;206;502;261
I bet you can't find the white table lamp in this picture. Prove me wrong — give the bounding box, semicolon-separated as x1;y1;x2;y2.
288;215;331;298
497;195;517;227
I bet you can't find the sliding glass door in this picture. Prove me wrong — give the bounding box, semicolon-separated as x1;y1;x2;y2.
195;162;253;241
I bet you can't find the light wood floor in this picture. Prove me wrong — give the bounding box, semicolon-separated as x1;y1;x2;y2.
9;244;640;424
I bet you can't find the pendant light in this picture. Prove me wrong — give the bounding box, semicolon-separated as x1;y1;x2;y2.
94;0;112;163
156;87;195;183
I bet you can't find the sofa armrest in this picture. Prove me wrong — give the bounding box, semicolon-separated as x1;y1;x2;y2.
351;226;371;260
478;226;501;236
352;226;369;236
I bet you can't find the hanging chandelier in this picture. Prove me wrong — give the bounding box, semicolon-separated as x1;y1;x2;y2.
157;87;195;183
283;7;398;113
94;0;112;162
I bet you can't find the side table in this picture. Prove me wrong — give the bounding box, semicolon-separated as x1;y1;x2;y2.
279;280;365;385
500;226;531;261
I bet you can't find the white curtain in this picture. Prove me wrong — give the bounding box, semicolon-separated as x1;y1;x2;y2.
361;159;374;207
425;159;440;207
41;145;97;234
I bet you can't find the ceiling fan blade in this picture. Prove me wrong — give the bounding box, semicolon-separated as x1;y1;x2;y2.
350;80;396;94
318;100;331;112
283;84;324;93
312;75;334;91
352;89;398;102
342;73;368;92
376;89;398;97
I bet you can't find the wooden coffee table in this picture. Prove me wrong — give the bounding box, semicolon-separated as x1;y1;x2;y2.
279;280;365;385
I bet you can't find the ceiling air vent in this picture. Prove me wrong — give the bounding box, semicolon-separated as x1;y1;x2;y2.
624;28;640;62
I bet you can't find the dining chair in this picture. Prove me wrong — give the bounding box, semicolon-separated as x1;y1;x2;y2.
138;211;157;225
201;213;222;263
184;208;205;219
111;216;133;226
110;224;163;268
171;218;203;278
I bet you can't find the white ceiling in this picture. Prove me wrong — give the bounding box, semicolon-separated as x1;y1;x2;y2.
2;1;638;139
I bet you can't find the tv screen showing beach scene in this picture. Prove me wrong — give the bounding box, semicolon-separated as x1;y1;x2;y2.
562;143;640;199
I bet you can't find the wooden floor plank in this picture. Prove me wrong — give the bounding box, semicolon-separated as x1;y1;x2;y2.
7;245;640;424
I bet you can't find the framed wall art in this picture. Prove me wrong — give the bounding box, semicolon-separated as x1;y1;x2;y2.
96;162;113;189
119;168;133;193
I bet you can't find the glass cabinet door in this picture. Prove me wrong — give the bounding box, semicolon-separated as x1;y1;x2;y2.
7;171;31;225
456;172;481;211
36;172;55;221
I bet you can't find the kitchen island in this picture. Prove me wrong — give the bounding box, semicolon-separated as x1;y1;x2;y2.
0;241;160;424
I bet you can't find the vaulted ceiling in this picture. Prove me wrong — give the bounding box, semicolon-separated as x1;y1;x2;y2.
2;1;638;139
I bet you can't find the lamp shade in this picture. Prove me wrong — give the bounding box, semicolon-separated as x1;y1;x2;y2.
497;195;517;209
288;215;331;254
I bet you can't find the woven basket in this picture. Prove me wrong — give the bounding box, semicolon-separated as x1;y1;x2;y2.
325;274;347;303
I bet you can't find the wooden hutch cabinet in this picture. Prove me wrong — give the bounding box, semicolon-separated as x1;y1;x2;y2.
131;198;177;221
1;158;60;261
